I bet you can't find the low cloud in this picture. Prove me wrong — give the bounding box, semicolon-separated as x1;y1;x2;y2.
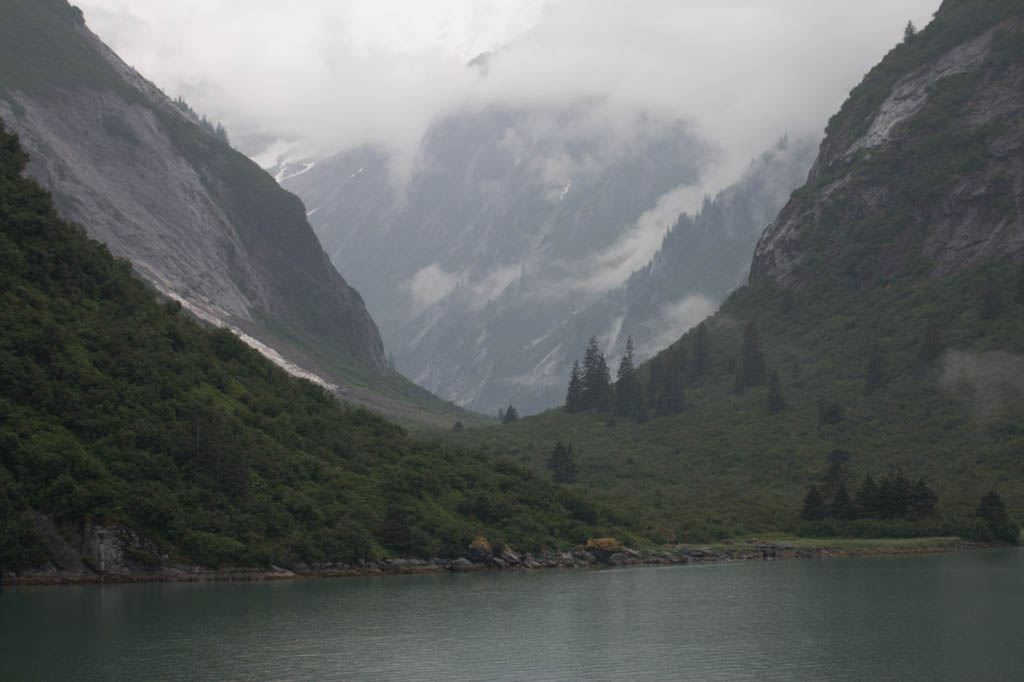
406;263;458;310
643;295;718;356
78;0;941;188
938;350;1024;422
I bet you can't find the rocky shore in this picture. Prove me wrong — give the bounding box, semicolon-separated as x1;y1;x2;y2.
0;525;985;586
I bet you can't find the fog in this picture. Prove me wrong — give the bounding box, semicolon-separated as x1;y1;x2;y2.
77;0;940;185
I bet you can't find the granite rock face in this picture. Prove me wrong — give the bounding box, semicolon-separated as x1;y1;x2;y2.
750;13;1024;289
0;1;389;396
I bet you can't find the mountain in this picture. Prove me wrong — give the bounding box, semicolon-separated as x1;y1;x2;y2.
447;0;1024;541
282;101;813;415
0;120;615;576
751;0;1024;289
0;0;471;427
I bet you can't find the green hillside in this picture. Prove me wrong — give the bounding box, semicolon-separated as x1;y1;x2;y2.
0;0;482;430
445;0;1024;543
0;121;615;571
447;264;1024;541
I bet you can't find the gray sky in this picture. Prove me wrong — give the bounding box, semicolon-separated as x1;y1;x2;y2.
77;0;940;179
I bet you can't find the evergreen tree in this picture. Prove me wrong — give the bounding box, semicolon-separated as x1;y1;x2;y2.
735;321;766;392
502;405;519;423
907;479;938;519
614;337;641;417
854;475;881;518
565;360;585;413
451;420;464;432
904;20;917;42
547;441;579;484
877;472;911;519
594;354;612;412
581;337;612;411
689;322;710;383
801;485;828;521
766;369;784;413
831;482;857;521
977;491;1020;544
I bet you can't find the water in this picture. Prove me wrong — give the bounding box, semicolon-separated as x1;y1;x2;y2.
2;549;1022;681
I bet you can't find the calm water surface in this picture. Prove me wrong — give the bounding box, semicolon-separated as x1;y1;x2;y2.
2;549;1022;681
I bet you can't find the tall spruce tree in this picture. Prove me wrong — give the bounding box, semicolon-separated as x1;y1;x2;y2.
831;482;857;520
977;491;1020;543
855;474;881;518
565;360;584;413
502;405;519;423
547;441;579;484
801;485;828;521
581;336;611;411
614;337;641;417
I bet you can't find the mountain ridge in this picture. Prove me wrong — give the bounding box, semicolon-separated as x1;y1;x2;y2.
0;0;474;427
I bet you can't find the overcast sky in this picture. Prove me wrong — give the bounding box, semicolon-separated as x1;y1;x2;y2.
76;0;940;182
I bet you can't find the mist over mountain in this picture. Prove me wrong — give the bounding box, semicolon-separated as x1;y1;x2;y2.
284;109;815;414
0;0;471;426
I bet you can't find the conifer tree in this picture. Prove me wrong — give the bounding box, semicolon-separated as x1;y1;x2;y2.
581;336;611;411
502;405;519;423
614;337;640;417
904;20;917;42
801;485;827;521
977;491;1020;543
854;475;881;518
565;360;584;413
831;482;857;520
907;479;938;519
547;441;579;484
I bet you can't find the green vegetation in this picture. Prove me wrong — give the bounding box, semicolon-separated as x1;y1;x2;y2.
823;0;1021;147
0;122;619;570
445;255;1024;544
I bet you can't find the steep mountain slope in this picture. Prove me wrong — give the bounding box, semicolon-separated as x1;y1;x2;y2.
0;121;616;575
284;103;813;415
447;0;1024;540
0;0;469;426
752;1;1023;287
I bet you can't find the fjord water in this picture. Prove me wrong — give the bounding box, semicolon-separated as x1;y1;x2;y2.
2;550;1021;681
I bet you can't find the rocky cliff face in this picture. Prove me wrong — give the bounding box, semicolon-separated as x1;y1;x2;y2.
751;2;1023;289
0;0;389;393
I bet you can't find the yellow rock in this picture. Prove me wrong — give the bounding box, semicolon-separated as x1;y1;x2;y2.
586;537;620;551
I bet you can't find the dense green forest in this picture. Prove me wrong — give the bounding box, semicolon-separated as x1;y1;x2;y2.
0;121;620;570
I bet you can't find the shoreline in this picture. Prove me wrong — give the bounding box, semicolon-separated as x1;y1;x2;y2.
1;537;995;587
